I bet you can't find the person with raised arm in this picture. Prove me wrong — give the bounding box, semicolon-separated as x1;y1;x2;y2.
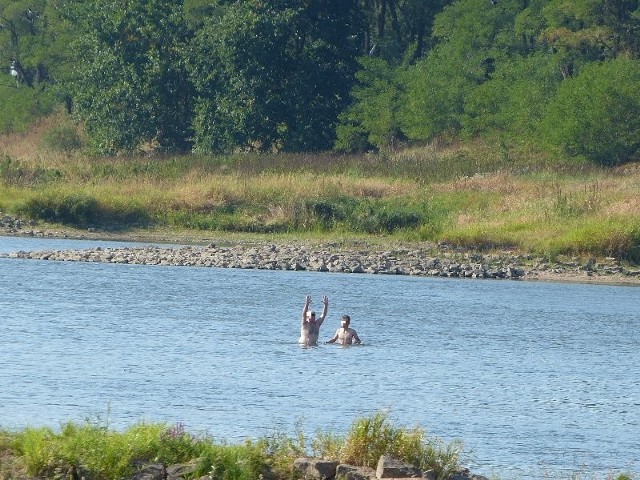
298;294;328;346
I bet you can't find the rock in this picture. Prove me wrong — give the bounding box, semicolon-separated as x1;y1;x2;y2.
508;266;524;278
376;455;422;479
335;463;377;480
1;220;638;284
293;457;338;479
130;463;165;480
583;257;596;271
166;459;199;479
448;467;490;480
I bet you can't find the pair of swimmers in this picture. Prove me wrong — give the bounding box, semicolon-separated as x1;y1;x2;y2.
298;294;361;346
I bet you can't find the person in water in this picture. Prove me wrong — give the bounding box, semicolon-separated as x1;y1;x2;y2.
298;294;328;346
326;315;361;345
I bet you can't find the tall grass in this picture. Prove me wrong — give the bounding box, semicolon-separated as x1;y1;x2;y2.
4;422;263;480
1;125;639;262
310;411;462;480
0;413;462;480
0;413;635;480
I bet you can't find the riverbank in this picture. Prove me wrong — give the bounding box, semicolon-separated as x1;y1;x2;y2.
3;135;640;266
2;214;639;285
0;413;474;480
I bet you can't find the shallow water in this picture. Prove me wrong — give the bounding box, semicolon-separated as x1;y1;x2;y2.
0;236;638;479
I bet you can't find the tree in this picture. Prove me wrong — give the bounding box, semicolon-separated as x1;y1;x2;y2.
461;53;563;141
1;0;46;86
0;0;72;132
358;0;452;63
335;56;405;151
538;0;640;79
189;0;362;153
393;0;527;144
540;56;640;165
62;0;193;154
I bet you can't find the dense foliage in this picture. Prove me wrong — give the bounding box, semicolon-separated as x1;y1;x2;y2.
188;0;361;153
1;0;638;164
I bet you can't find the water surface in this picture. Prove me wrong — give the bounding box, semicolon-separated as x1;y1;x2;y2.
1;236;638;479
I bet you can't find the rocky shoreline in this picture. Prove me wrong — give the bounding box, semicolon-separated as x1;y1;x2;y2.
45;454;486;480
2;213;640;285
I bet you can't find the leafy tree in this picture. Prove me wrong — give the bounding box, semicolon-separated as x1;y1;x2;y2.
461;53;562;140
189;0;361;153
335;57;404;151
0;0;72;131
359;0;452;63
0;83;57;133
538;0;640;79
62;0;193;154
540;56;640;165
0;0;76;88
338;0;640;157
1;0;46;86
395;0;527;144
182;0;225;30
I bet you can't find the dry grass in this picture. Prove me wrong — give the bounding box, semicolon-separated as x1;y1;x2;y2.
0;112;84;165
2;122;640;261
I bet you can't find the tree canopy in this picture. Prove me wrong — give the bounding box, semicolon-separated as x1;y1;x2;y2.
1;0;638;164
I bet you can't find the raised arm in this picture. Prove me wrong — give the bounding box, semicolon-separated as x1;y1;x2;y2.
318;295;329;325
301;294;311;326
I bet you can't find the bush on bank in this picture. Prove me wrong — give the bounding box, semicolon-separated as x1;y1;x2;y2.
0;412;462;480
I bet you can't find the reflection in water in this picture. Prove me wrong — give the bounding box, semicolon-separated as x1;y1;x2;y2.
0;236;639;479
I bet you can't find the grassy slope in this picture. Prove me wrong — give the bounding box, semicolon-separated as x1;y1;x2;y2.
1;115;639;264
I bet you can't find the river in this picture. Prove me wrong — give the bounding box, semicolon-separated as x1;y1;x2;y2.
0;235;638;479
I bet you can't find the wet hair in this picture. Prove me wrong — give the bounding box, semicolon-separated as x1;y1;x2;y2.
341;315;350;323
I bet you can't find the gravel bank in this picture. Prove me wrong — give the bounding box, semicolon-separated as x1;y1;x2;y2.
2;213;639;285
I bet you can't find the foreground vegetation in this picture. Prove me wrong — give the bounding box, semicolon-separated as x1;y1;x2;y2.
0;412;634;480
0;412;465;480
1;118;639;264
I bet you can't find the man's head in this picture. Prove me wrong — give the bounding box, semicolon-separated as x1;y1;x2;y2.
341;315;350;327
307;311;317;322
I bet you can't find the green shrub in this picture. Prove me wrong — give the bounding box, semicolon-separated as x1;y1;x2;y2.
10;422;211;480
257;425;306;480
0;87;57;134
10;427;57;477
541;57;640;166
548;218;640;263
341;411;424;468
4;414;466;480
338;411;462;480
613;474;633;480
54;422;133;479
18;194;99;227
335;57;405;151
347;199;443;235
16;193;150;228
302;198;357;230
41;124;83;153
418;437;463;480
0;156;62;186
